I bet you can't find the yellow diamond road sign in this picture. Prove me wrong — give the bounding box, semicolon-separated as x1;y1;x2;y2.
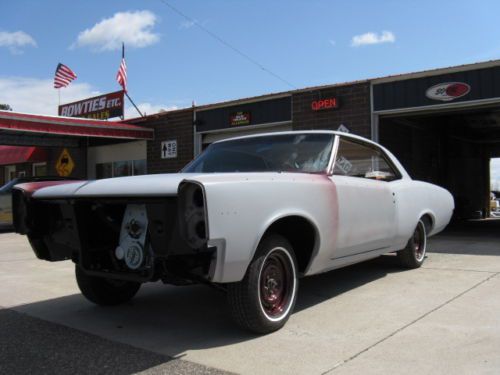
55;148;75;177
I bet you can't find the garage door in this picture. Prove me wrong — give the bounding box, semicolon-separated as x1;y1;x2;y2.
87;140;147;179
201;123;292;149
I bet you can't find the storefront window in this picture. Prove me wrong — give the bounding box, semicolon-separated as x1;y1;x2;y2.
96;159;147;179
113;161;132;177
32;163;47;177
96;163;113;179
133;159;146;176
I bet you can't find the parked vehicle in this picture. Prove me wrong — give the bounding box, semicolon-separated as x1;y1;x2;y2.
0;176;74;229
491;192;500;218
12;131;454;333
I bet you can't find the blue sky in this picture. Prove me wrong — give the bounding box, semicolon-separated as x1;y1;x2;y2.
2;0;500;185
0;0;499;117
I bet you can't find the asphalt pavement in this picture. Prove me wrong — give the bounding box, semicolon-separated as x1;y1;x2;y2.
0;221;499;374
0;308;232;375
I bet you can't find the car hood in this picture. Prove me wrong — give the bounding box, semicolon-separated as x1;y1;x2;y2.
33;173;196;199
32;172;328;199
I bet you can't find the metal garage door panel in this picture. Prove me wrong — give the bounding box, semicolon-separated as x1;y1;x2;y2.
202;123;292;145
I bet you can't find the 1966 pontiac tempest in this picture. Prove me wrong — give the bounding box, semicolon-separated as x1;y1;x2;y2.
12;131;454;333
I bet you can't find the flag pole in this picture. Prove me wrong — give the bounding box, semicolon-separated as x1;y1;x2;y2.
121;42;144;117
125;92;143;117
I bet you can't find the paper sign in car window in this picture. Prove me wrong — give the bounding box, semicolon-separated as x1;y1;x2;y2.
336;156;353;175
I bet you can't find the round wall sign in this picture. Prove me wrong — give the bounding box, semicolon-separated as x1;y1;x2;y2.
425;82;470;102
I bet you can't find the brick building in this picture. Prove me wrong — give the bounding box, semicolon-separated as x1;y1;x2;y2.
129;80;372;173
126;60;500;218
3;59;500;219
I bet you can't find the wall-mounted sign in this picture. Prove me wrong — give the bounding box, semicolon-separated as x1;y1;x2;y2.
230;111;251;126
311;98;338;111
425;82;470;102
161;140;177;159
337;124;350;133
55;148;75;176
58;91;124;120
196;97;290;133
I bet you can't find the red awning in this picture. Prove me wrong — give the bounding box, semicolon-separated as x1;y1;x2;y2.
0;111;154;140
0;146;47;165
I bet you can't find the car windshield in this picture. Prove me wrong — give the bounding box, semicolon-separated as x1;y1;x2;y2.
183;133;335;173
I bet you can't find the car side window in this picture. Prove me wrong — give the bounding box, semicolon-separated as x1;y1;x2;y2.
333;138;400;181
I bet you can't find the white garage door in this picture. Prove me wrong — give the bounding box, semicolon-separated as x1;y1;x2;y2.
201;123;292;149
87;140;147;179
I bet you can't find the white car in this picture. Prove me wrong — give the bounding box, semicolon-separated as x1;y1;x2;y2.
13;131;454;333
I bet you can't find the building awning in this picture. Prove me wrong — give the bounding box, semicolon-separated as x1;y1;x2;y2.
0;146;47;166
0;111;154;140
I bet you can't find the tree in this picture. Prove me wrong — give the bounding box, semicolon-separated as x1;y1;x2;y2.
0;104;12;111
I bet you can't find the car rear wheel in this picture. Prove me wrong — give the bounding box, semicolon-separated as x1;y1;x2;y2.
398;219;427;269
75;265;141;306
227;234;298;334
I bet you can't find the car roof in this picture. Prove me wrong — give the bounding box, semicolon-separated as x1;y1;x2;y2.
212;130;411;180
212;130;374;146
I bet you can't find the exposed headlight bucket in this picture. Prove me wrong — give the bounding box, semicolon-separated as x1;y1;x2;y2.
193;188;204;208
178;182;208;249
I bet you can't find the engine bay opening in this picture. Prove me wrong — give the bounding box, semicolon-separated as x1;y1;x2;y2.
20;196;214;284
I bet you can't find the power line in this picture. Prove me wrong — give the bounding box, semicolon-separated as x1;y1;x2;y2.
157;0;297;89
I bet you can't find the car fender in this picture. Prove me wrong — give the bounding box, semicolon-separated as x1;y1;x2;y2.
189;173;338;282
249;209;322;274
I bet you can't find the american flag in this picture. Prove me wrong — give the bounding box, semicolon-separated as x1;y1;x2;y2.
116;43;127;92
54;63;77;89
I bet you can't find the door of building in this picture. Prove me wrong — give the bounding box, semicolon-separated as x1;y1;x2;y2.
4;165;15;182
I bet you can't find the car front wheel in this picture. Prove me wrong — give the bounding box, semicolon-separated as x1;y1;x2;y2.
398;219;427;269
227;234;298;334
75;265;141;306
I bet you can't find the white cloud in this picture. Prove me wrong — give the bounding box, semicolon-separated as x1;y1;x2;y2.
180;20;196;30
0;31;37;54
179;19;209;30
74;10;160;52
124;102;178;119
351;31;395;47
0;76;98;115
0;76;179;121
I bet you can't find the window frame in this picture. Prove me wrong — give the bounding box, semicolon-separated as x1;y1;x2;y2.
329;135;402;182
32;162;47;177
95;159;147;179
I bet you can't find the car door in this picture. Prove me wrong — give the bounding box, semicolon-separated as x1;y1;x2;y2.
329;137;399;260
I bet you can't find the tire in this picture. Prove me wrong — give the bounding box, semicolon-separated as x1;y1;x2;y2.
227;234;298;334
398;220;427;269
75;265;141;306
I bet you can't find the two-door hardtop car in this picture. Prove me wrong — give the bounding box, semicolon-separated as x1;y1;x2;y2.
12;131;454;333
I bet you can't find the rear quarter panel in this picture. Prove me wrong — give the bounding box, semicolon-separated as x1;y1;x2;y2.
390;179;454;249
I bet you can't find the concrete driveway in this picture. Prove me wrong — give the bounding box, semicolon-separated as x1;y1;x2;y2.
0;222;499;374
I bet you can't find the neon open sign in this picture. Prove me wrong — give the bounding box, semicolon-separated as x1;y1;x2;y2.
311;98;338;111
